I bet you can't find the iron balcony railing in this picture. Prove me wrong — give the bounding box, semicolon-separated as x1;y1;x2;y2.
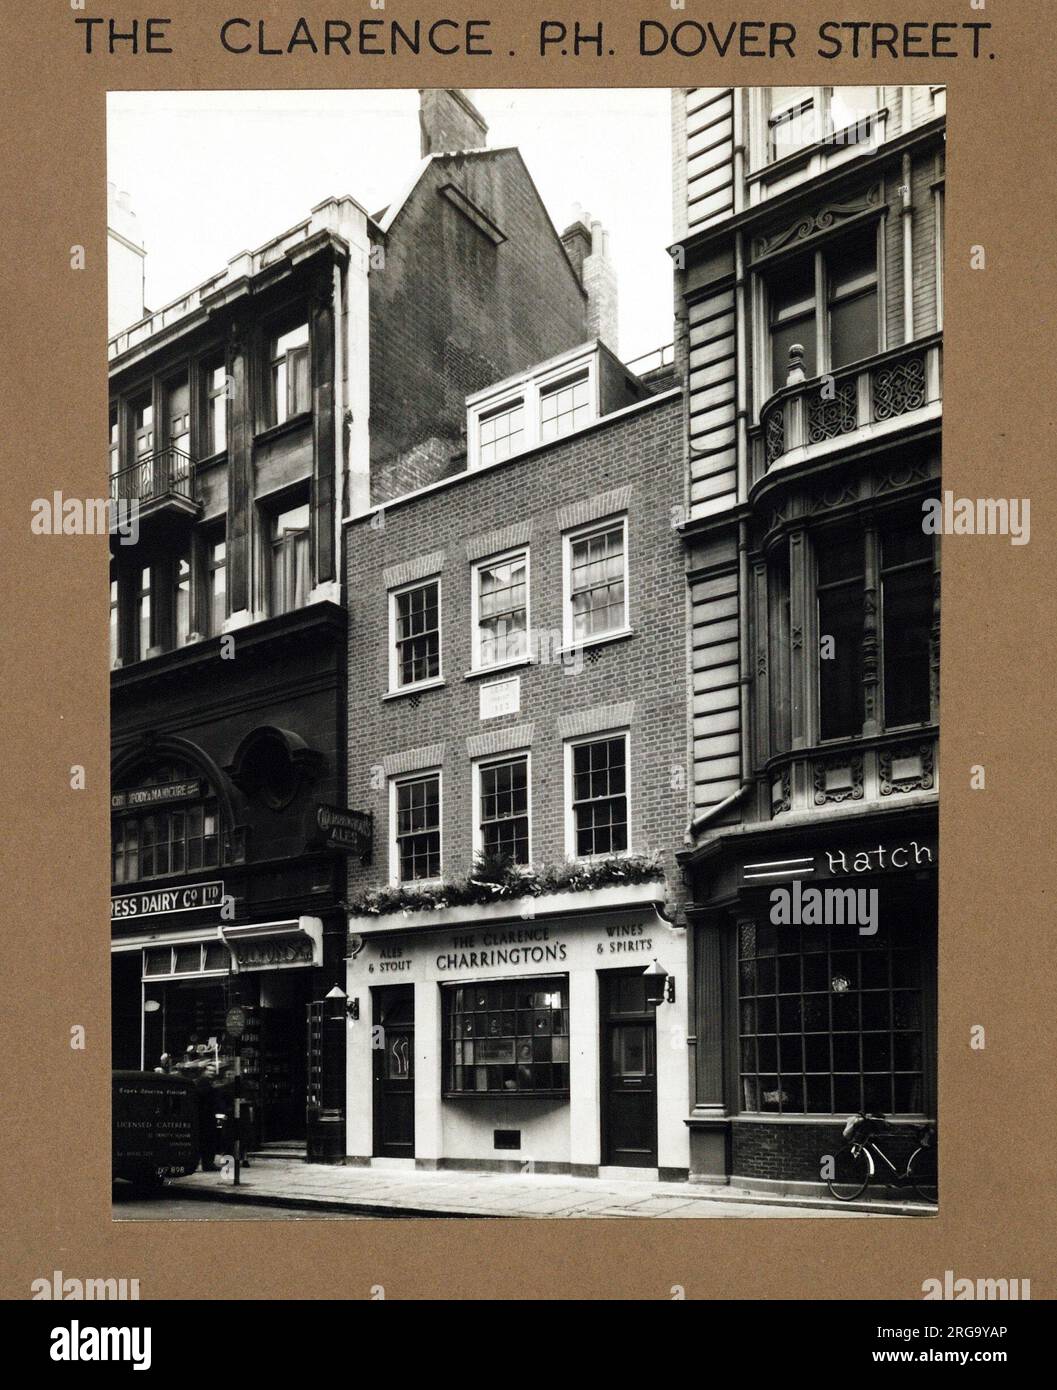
109;447;195;505
756;334;943;476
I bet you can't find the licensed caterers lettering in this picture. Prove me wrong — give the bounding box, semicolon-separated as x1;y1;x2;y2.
111;880;224;920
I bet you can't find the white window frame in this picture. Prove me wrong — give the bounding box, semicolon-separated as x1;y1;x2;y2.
389;769;443;888
471;750;533;868
387;575;444;694
467;345;600;470
470;547;531;674
562;514;631;651
752;87;883;173
563;730;632;863
475;396;526;468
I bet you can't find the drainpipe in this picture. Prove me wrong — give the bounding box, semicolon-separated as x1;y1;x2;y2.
901;152;914;345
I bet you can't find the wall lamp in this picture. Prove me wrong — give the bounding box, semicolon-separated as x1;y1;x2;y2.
643;958;675;1006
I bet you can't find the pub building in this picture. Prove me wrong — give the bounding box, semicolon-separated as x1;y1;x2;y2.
342;338;693;1177
670;85;944;1193
108;91;627;1162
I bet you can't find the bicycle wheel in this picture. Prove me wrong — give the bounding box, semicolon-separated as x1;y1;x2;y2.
906;1145;938;1204
827;1143;872;1201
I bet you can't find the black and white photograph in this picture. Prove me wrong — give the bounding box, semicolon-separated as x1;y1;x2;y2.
106;83;944;1222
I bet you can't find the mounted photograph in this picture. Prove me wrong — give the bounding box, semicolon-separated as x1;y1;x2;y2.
107;83;944;1220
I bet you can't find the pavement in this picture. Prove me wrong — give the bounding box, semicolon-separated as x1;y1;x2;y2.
113;1189;370;1221
158;1158;928;1219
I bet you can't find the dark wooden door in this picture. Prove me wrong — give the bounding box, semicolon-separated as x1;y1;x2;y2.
601;971;658;1167
259;1007;307;1142
373;986;415;1158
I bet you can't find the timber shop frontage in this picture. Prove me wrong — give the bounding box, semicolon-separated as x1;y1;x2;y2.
680;804;937;1198
344;883;691;1180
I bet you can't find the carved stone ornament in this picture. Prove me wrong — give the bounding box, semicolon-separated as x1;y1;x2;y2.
765;404;786;465
771;765;792;817
879;742;935;796
813;754;864;806
751;184;882;260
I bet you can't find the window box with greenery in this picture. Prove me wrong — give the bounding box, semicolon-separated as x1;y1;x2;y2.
349;850;667;924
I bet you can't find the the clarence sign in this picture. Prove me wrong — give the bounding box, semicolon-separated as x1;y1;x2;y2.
111;880;224;921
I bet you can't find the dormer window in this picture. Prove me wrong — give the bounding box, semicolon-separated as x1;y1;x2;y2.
478;399;525;466
467;345;601;470
540;370;591;442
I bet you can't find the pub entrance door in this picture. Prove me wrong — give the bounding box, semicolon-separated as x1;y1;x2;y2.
600;970;658;1168
372;985;415;1158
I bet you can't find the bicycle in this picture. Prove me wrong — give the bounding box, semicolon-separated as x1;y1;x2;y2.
826;1112;937;1203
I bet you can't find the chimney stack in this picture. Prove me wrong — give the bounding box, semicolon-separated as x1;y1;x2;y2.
419;89;488;157
561;207;619;355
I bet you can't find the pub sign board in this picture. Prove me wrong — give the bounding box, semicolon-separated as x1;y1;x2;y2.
316;804;373;863
111;880;225;921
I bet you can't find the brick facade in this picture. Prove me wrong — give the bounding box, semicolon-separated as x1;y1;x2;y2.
345;392;688;907
369;149;590;503
731;1119;924;1185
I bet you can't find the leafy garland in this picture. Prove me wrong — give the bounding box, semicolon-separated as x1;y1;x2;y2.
348;851;667;918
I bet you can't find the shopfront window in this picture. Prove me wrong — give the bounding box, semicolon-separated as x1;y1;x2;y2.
737;918;927;1116
443;977;569;1096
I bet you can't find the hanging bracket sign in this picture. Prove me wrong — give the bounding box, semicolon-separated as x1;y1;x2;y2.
316;804;373;863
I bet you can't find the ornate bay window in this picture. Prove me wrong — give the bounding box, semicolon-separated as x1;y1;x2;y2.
759;503;939;814
763;223;881;400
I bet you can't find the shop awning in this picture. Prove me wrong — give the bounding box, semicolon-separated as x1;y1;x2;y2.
219;917;323;972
